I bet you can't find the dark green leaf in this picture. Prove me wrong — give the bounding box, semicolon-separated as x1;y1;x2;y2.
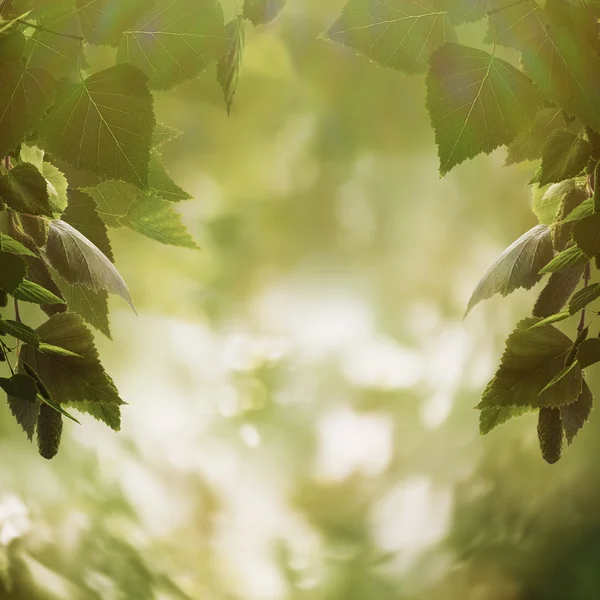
39;63;154;189
569;283;600;314
0;319;39;346
426;44;541;175
533;265;583;318
326;0;455;75
6;391;39;440
0;374;37;403
552;186;587;250
0;163;53;216
538;130;592;186
573;213;600;257
479;404;531;435
218;17;246;115
577;338;600;368
539;360;579;395
540;244;588;275
478;318;582;410
0;251;26;292
466;225;553;315
11;279;65;306
561;381;593;444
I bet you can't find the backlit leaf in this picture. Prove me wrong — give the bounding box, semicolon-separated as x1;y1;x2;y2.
561;381;593;444
0;252;26;292
218;17;246;115
538;130;592;186
569;283;600;314
0;163;53;217
244;0;287;24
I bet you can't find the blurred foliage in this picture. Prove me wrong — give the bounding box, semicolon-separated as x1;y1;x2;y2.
0;1;599;599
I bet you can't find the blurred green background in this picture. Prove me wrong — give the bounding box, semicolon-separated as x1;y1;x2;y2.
2;1;600;599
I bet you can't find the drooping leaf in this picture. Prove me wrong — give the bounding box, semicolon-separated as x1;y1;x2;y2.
116;0;228;91
532;179;575;226
426;44;541;175
538;130;592;186
570;283;600;314
0;319;39;346
218;17;246;115
0;233;36;257
577;338;600;369
479;404;531;435
537;407;563;464
539;360;579;396
36;402;62;459
11;279;65;306
86;181;198;249
0;55;54;157
326;0;456;75
0;252;26;292
540;244;588;275
244;0;287;24
532;265;583;318
529;311;571;328
561;381;593;444
0;374;38;403
573;213;600;257
39;63;154;189
465;225;553;315
19;313;124;430
6;387;39;440
56;277;111;339
485;0;546;50
478;318;582;410
45;220;134;310
149;153;192;202
62;190;114;262
0;163;53;217
505;108;565;166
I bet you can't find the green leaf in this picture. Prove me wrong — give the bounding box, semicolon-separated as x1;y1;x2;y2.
244;0;287;24
218;17;246;115
440;0;486;23
55;278;111;339
38;343;82;359
0;163;53;217
539;360;579;396
576;338;600;369
537;407;562;464
0;319;39;346
561;381;593;445
0;252;26;292
0;57;54;157
532;260;583;319
149;153;192;202
39;63;154;189
19;313;124;430
11;279;65;306
479;404;531;435
560;197;594;225
465;225;553;315
522;24;600;133
485;0;546;50
42;161;69;216
540;244;588;275
551;186;587;251
62;190;114;262
569;283;600;314
152;123;182;147
326;0;455;76
426;44;541;175
0;374;38;403
538;130;592;186
529;311;571;328
86;181;198;249
478;318;583;410
505;108;565;166
0;233;36;257
573;213;600;258
45;220;135;310
532;179;575;226
116;0;227;91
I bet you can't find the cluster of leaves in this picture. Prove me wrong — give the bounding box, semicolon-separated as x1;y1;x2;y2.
0;0;285;458
326;0;600;462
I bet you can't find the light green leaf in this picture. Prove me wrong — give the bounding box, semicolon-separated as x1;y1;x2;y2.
573;213;600;257
560;196;594;225
152;123;182;147
43;161;69;216
577;338;600;369
86;181;198;249
0;374;37;403
540;244;588;274
539;360;579;396
561;381;593;444
0;252;26;292
532;179;575;225
326;0;455;75
505;108;565;166
218;17;246;115
0;163;53;217
45;220;135;310
426;44;541;175
19;313;124;430
149;153;192;202
485;0;546;50
478;317;582;409
11;279;65;306
38;343;82;359
0;319;39;346
465;225;553;315
117;0;228;91
244;0;287;24
570;283;600;314
538;130;592;186
0;233;36;257
529;311;570;329
39;63;154;189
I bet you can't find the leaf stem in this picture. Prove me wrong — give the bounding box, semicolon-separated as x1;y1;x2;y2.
487;0;530;15
16;19;83;41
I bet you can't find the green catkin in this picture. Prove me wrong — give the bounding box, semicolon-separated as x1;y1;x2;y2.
36;403;63;460
538;407;563;464
533;265;585;318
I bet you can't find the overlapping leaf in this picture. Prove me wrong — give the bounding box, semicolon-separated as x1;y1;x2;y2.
244;0;287;24
561;381;593;444
427;44;541;174
218;17;246;115
538;130;592;186
0;163;53;217
485;0;546;49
